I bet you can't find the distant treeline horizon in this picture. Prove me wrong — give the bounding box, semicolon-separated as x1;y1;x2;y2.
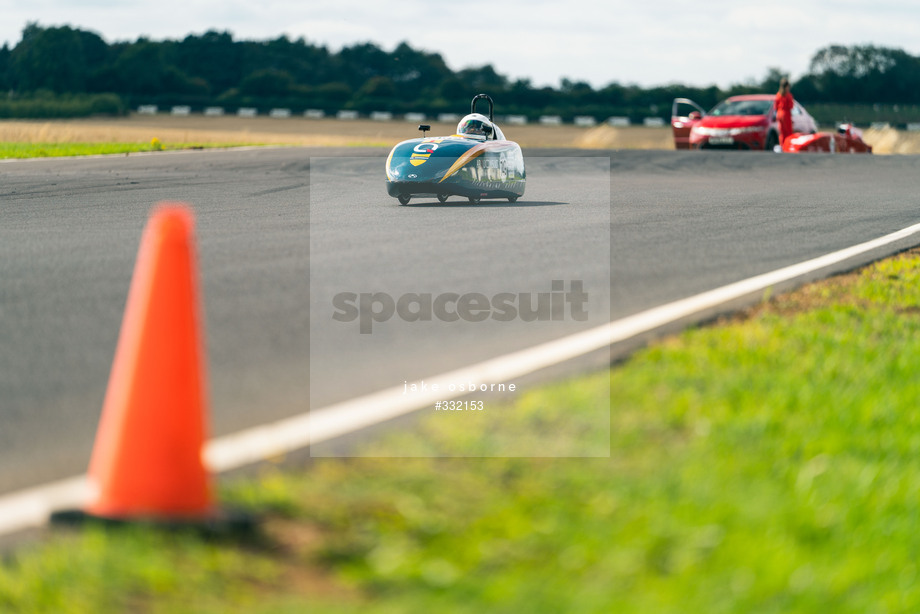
2;23;920;124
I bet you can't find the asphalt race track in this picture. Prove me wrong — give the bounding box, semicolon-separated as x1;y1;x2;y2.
3;147;920;494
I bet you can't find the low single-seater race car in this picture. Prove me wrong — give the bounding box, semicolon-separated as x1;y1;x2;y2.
385;94;526;205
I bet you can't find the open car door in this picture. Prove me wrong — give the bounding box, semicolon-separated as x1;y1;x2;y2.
671;98;706;150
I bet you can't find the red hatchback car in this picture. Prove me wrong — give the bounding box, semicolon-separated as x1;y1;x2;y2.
671;94;817;151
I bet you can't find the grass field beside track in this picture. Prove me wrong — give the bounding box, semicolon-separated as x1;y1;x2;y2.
2;114;919;155
0;141;254;159
0;115;670;152
3;248;920;613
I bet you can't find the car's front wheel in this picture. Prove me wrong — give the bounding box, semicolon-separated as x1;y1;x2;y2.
765;131;779;151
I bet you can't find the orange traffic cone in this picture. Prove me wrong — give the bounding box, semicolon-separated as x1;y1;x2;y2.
84;203;213;520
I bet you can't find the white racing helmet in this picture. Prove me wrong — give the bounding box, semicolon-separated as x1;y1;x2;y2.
456;113;493;138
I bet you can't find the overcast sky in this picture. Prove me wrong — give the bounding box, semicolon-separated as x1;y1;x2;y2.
2;0;918;89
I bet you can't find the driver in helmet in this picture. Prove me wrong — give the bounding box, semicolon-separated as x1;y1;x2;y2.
456;113;493;139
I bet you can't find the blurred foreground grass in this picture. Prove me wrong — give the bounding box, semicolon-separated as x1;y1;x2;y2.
4;249;920;613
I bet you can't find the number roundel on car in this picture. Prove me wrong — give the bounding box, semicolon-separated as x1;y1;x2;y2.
410;142;438;166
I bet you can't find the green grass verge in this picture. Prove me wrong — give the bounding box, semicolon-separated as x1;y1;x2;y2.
4;250;920;613
0;142;257;159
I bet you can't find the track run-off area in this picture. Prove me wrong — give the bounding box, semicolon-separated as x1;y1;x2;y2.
2;146;920;535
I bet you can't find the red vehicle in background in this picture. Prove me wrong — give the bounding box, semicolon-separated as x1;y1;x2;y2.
783;123;872;153
671;94;817;151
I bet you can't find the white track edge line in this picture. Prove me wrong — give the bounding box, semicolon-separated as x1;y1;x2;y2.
3;221;920;537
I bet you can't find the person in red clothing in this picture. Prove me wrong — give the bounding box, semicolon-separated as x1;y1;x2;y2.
774;78;795;150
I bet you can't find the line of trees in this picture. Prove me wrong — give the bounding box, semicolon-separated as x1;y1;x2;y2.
2;23;920;123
